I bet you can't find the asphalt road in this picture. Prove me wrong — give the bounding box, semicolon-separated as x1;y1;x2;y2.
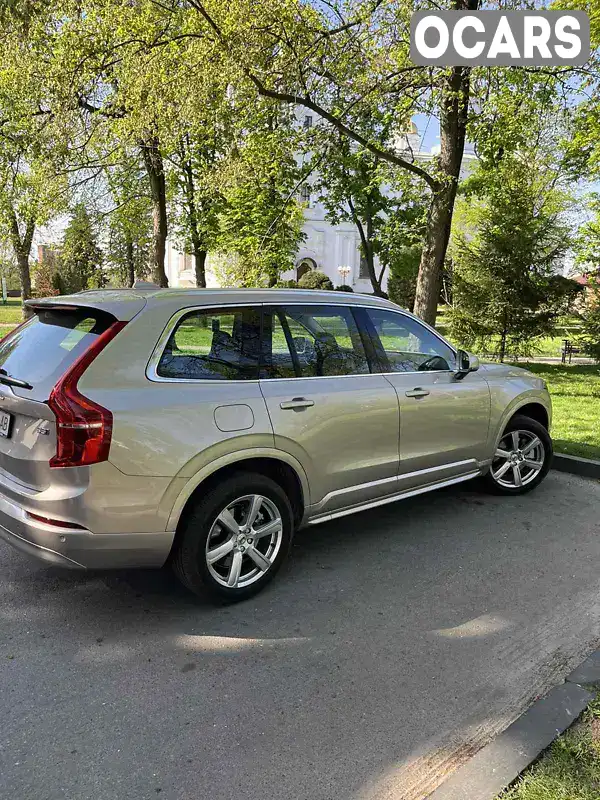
2;471;600;800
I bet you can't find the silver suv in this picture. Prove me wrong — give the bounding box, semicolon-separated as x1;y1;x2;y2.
0;288;552;601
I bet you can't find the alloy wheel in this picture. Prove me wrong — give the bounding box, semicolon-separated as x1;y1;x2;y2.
204;494;283;589
491;429;546;489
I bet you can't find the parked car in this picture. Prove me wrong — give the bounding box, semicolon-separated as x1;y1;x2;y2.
0;288;552;601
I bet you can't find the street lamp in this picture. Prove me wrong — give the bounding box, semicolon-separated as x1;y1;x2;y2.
337;265;351;286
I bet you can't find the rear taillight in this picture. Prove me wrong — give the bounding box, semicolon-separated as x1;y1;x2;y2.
47;320;127;468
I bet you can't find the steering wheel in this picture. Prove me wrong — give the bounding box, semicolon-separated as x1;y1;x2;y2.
418;355;449;372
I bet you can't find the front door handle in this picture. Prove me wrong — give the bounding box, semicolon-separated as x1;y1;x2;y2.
280;397;315;410
405;387;430;398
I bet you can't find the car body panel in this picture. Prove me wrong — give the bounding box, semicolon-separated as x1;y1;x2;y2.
260;374;400;513
383;369;491;476
0;289;553;572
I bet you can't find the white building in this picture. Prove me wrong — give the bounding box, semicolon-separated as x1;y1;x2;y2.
164;120;477;293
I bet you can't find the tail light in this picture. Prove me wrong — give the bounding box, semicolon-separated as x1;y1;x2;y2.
47;321;127;468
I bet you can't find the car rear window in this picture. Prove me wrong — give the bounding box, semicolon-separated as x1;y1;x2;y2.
0;306;116;400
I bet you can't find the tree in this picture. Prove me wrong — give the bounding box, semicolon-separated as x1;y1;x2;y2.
377;187;428;307
448;154;582;361
0;6;68;311
169;129;227;288
314;126;392;296
58;204;103;293
577;282;600;362
170;0;481;322
217;102;305;287
103;156;152;287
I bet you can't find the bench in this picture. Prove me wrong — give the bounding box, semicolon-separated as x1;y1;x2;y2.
561;339;581;364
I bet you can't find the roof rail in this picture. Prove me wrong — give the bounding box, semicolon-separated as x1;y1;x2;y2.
133;280;162;290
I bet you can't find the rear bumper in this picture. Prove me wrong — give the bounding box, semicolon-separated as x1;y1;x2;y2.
0;491;175;569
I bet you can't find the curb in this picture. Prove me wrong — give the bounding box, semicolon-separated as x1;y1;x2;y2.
427;650;600;800
552;453;600;480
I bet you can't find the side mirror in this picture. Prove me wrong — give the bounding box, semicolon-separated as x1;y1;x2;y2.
454;349;479;380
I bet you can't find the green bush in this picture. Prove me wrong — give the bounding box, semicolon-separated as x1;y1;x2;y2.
335;284;354;292
578;298;600;362
298;270;334;290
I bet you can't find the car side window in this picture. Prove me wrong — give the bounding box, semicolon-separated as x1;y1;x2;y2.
366;309;456;373
157;307;261;380
261;305;370;378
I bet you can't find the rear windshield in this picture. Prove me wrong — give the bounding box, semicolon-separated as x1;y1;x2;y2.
0;306;115;400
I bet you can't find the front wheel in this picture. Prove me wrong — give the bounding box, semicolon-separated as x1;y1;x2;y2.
172;472;294;602
482;414;553;495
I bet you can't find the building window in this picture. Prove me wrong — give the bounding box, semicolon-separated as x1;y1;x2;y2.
359;253;369;278
300;185;311;204
303;115;313;129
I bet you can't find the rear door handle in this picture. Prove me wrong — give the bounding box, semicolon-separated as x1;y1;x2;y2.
280;397;315;410
405;387;430;398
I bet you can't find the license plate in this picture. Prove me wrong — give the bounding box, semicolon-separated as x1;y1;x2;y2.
0;410;12;438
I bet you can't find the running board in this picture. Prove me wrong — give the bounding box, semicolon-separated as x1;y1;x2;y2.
306;470;482;526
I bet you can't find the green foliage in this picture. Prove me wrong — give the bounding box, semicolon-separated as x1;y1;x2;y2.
335;285;354;292
51;271;67;295
58;205;104;293
385;244;422;310
217;105;305;287
449;151;581;361
32;253;59;298
577;280;600;362
315;126;427;297
298;270;333;290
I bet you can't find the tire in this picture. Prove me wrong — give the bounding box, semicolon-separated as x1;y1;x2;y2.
482;414;553;496
172;472;294;602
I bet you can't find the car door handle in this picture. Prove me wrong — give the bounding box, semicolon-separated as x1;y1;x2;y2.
405;387;430;398
280;397;315;410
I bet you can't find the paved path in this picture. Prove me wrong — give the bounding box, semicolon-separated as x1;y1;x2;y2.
2;472;600;800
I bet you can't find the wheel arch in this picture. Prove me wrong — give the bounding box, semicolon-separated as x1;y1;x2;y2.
166;451;309;543
508;401;549;430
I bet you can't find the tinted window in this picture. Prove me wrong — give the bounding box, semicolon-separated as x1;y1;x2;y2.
262;306;370;378
367;309;456;373
157;307;261;380
0;307;115;399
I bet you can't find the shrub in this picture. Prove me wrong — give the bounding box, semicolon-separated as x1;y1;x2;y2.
298;270;333;290
578;293;600;362
335;284;354;292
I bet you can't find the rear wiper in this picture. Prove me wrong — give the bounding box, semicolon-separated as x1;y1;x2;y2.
0;368;33;391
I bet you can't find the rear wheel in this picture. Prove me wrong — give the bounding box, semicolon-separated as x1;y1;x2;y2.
483;414;552;495
172;472;294;602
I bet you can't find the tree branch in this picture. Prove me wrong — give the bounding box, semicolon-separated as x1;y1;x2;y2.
185;0;439;191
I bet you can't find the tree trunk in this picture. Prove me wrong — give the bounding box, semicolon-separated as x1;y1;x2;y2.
348;195;385;297
125;236;135;287
8;210;34;319
194;246;207;288
140;137;168;288
499;329;507;363
413;0;477;326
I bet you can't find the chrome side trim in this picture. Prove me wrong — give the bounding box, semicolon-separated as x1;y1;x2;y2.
312;458;476;511
146;302;458;384
307;470;481;526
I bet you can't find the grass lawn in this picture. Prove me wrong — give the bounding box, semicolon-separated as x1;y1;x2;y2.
498;695;600;800
0;299;23;325
516;363;600;461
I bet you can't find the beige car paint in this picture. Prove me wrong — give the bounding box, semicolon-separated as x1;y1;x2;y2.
0;288;552;571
